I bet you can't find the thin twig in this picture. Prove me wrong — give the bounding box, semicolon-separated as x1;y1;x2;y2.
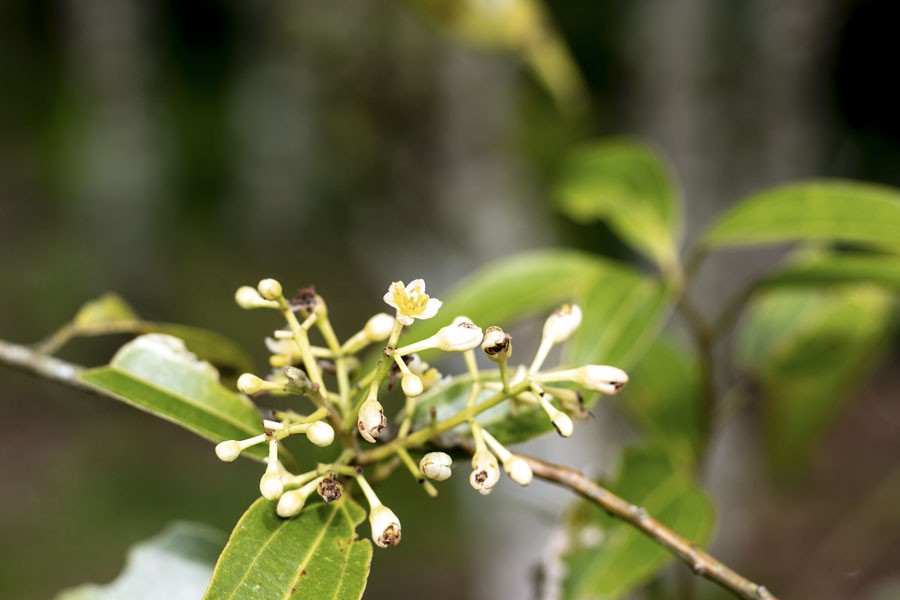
522;454;777;600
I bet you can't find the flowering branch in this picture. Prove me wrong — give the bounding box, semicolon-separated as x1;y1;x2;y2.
522;454;778;600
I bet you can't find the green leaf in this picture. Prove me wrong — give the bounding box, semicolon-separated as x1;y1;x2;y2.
620;338;702;466
736;286;896;472
72;292;140;328
761;251;900;291
702;180;900;253
555;139;681;270
63;293;255;376
78;334;277;463
408;253;670;446
56;522;226;600
561;447;715;599
204;497;372;600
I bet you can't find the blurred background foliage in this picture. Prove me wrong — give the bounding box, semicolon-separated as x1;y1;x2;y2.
1;0;900;599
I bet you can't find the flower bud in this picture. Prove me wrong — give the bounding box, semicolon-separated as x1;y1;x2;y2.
276;488;308;518
364;313;395;342
543;304;582;344
481;326;511;362
434;319;484;352
357;399;387;443
317;477;343;504
401;373;424;397
305;421;335;447
237;373;269;395
504;455;533;486
260;470;284;500
573;365;629;394
235;286;278;309
257;278;283;300
420;452;453;481
551;411;574;438
369;504;402;548
215;440;242;463
469;449;500;495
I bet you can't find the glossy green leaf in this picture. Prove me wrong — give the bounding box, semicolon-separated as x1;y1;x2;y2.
761;251;900;291
736;286;895;472
703;180;900;253
56;522;225;600
408;255;670;446
61;293;255;376
204;497;372;600
620;338;702;466
561;447;714;599
78;334;276;463
555;139;681;269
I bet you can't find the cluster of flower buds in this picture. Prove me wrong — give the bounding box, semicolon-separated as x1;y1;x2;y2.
214;276;630;550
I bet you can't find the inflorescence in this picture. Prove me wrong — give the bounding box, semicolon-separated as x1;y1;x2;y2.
216;278;629;549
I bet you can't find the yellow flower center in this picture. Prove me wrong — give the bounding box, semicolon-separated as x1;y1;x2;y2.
392;281;430;317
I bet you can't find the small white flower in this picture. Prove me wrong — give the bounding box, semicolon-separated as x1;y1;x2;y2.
357;398;387;443
364;313;396;341
369;504;402;548
383;279;442;326
420;452;453;481
401;373;424;397
305;421;335;447
543;304;582;344
257;278;283;301
504;455;534;486
469;449;500;495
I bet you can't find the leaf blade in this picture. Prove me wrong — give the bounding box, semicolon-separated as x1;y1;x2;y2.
555;139;681;269
703;180;900;252
78;334;271;462
204;498;372;600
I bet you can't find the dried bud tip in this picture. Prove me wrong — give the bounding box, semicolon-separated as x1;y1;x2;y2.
317;477;344;504
370;504;402;548
481;326;512;362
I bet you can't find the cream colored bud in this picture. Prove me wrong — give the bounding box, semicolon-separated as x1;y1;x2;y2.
305;421;335;447
276;488;308;517
469;449;500;494
435;320;484;352
257;278;283;301
481;326;512;362
235;286;277;309
215;440;242;463
259;470;284;500
401;373;424;397
574;365;629;394
357;399;387;443
543;304;582;344
237;373;267;395
369;504;402;548
364;313;395;342
551;411;574;438
504;455;533;486
420;452;453;481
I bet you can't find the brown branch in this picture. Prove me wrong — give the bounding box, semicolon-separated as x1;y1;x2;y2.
522;454;777;600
